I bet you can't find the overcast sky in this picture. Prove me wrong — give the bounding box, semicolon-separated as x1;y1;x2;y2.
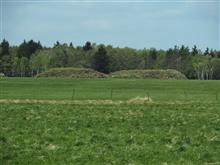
1;0;220;50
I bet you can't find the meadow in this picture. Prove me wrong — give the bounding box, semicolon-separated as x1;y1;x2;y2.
1;78;220;164
0;78;220;102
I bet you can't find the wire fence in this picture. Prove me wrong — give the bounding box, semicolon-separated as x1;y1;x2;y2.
0;87;219;102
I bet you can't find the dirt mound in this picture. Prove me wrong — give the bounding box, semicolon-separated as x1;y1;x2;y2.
111;69;187;80
36;68;107;78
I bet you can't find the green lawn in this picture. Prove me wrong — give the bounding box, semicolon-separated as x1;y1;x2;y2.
1;77;220;102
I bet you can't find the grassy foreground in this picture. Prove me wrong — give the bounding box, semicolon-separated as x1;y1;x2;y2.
1;78;220;164
0;77;220;102
1;103;220;164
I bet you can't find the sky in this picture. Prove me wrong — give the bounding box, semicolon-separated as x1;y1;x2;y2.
1;0;220;50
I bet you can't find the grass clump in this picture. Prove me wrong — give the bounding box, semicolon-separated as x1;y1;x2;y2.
127;96;153;104
36;67;107;78
111;69;187;80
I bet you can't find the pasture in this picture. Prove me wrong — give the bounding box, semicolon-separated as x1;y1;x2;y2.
1;78;220;164
0;78;220;102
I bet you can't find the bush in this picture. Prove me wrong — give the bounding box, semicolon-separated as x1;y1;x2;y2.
36;68;108;78
0;73;5;78
111;69;187;80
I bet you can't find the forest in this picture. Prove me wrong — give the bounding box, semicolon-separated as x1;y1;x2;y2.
0;39;220;79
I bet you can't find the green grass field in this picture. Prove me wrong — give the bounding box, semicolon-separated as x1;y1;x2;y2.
1;103;220;164
1;78;220;164
1;78;220;102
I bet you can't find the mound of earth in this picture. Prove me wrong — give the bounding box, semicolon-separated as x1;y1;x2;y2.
111;69;187;80
36;68;107;78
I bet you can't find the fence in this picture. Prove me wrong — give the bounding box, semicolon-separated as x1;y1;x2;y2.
69;88;219;102
0;87;219;102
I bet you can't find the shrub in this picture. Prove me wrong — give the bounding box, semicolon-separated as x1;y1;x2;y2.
0;73;5;78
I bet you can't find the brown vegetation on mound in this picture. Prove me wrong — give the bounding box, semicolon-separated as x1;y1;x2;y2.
37;68;187;80
111;69;187;80
36;68;107;78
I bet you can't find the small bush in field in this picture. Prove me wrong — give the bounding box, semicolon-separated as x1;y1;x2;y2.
0;73;5;78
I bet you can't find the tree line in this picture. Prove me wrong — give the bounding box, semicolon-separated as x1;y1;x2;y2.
1;39;220;79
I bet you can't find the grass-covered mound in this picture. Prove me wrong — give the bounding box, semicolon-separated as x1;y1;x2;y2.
36;68;107;78
111;69;187;80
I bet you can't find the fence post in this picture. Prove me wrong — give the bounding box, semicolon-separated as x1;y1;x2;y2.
110;88;113;100
218;83;220;103
72;88;75;101
216;91;219;102
183;90;187;101
146;90;150;101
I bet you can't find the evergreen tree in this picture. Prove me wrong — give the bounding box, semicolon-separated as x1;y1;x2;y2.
54;41;60;47
204;47;209;56
179;45;190;56
0;39;9;57
69;42;73;47
146;48;157;69
83;41;92;51
209;49;215;57
17;40;42;59
92;45;109;73
0;39;11;75
192;45;198;56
